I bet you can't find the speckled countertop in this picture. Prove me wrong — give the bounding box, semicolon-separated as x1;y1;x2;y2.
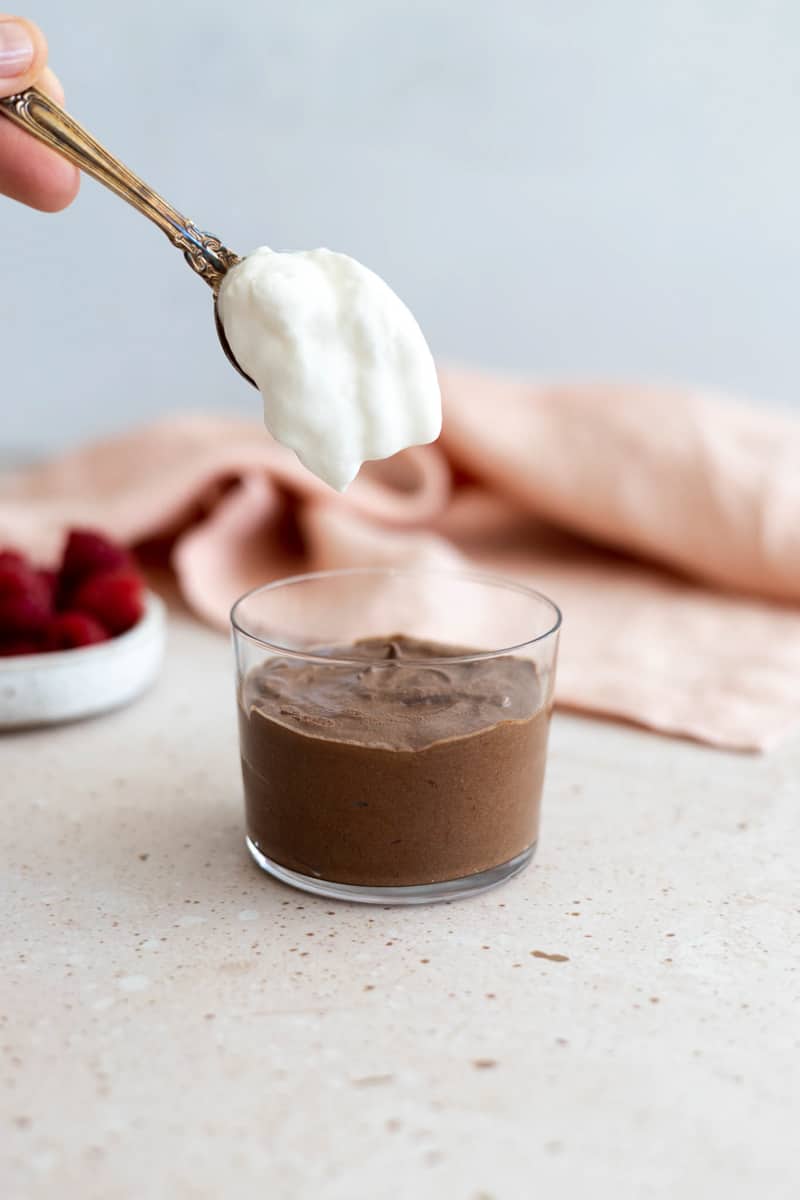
3;605;798;1199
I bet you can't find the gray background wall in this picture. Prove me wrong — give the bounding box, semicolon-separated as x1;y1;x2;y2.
2;0;799;456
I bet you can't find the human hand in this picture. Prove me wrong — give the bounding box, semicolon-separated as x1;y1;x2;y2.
0;15;79;210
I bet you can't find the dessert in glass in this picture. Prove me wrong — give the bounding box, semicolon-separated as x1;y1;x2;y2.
232;567;561;904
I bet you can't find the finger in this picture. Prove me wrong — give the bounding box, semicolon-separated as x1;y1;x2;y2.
0;112;81;211
0;34;79;211
0;17;47;96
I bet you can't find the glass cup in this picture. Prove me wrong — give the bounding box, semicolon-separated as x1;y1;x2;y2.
231;567;561;904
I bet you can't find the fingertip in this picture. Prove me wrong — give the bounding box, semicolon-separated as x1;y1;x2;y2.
30;163;80;212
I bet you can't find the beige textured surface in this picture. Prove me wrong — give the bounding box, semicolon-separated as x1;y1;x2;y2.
2;608;798;1199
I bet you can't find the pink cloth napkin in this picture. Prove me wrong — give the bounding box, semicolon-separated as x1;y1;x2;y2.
2;367;800;751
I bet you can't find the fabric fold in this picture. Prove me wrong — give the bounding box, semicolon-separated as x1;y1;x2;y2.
2;369;799;751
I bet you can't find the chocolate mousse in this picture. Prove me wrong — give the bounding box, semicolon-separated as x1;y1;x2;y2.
238;635;551;888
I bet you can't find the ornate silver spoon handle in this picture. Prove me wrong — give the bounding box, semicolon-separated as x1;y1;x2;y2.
0;86;240;291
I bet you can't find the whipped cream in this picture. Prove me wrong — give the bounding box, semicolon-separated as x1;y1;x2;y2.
217;247;442;491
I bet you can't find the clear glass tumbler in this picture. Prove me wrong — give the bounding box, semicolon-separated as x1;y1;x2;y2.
231;567;561;904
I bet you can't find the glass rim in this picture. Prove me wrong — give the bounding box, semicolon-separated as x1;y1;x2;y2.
229;566;562;666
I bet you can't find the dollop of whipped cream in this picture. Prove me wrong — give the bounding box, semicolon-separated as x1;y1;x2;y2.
217;247;442;491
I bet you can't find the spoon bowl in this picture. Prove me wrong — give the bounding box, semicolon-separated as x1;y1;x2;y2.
214;300;256;387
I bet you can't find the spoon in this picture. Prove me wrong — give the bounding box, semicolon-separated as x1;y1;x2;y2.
0;86;255;386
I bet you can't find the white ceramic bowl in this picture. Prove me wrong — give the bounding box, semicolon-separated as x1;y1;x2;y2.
0;591;166;729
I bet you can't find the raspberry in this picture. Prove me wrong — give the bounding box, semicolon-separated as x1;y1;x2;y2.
0;557;51;634
59;529;131;590
46;612;109;650
0;550;28;570
0;636;43;657
38;568;58;605
72;570;144;635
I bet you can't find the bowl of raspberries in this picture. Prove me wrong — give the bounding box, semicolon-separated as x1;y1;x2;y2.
0;529;165;727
